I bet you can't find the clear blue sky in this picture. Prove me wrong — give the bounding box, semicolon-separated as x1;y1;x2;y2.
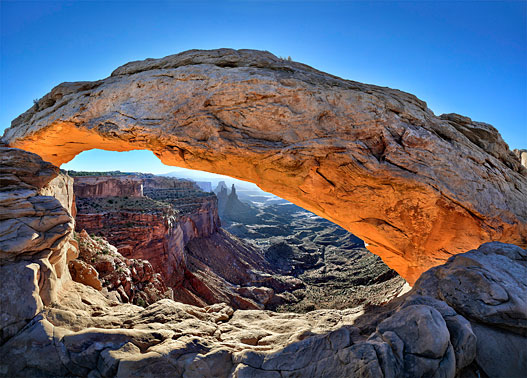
1;0;526;175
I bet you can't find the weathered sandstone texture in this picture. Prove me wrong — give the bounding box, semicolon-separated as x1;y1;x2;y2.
3;49;526;283
70;230;174;306
514;148;527;168
1;241;525;377
0;146;77;342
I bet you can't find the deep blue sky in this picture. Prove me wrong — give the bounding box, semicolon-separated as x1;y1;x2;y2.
1;0;526;174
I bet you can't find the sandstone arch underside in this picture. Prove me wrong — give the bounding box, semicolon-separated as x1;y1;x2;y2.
3;49;526;283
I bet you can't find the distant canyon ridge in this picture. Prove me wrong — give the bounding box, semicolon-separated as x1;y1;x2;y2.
3;48;527;283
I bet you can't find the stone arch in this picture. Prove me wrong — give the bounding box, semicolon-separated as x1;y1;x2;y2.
3;49;526;283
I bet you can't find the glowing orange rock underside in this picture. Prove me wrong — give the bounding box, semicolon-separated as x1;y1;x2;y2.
14;121;525;284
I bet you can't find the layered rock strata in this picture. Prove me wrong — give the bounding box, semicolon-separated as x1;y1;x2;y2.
70;230;174;306
3;49;526;283
0;146;77;342
73;175;143;198
74;174;301;310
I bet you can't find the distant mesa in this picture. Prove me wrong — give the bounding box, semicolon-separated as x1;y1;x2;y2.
194;181;212;192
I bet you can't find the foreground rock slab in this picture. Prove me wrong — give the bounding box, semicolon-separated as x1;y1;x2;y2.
0;146;76;341
2;49;526;282
1;242;526;377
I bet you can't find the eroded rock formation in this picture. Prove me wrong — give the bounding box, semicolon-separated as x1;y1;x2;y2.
0;146;77;341
1;147;526;377
219;184;259;224
3;49;526;282
70;230;174;306
74;174;302;310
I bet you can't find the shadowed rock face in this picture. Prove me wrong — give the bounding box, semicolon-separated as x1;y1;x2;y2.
2;49;526;283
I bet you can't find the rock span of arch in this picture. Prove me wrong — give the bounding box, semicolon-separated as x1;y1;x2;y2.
3;49;526;283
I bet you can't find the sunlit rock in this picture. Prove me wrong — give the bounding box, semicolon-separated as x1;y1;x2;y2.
3;49;526;283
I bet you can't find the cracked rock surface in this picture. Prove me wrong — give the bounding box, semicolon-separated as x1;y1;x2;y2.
1;241;526;377
0;146;76;341
2;49;526;282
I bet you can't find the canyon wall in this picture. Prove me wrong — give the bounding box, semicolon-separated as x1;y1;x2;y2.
73;175;143;197
3;49;526;283
71;230;174;306
75;176;220;289
73;174;299;309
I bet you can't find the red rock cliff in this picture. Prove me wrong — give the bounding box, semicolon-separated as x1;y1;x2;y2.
75;192;220;289
73;174;300;309
74;175;143;197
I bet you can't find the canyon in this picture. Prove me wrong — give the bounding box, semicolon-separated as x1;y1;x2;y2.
1;49;526;377
71;172;401;312
72;173;302;310
215;182;406;312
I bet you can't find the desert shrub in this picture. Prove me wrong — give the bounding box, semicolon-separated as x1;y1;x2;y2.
136;297;147;308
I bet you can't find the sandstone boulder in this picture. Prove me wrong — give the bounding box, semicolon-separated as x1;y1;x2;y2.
375;304;455;377
413;241;527;377
69;259;103;291
0;262;43;341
